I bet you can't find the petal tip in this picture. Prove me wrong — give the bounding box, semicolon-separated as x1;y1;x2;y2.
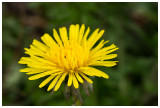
39;85;42;88
47;88;51;91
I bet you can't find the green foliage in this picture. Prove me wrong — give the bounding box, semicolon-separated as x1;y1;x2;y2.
2;2;158;106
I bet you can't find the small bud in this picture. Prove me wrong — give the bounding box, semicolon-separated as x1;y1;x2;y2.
64;84;71;102
86;80;93;93
71;85;83;105
82;81;90;96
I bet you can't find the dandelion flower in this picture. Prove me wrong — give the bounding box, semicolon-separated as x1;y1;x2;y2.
18;24;119;92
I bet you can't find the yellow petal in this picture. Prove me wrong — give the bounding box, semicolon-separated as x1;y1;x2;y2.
91;44;117;59
81;70;95;76
26;67;58;75
87;28;99;46
80;67;105;78
19;68;46;72
47;74;62;91
39;75;55;88
89;30;105;49
106;48;119;55
25;45;46;58
18;57;32;64
67;73;73;86
54;72;68;91
41;33;56;47
86;67;109;79
28;70;62;80
19;56;55;67
26;71;43;75
90;40;104;54
78;24;85;44
79;72;93;84
69;25;76;45
59;27;68;46
30;55;56;66
74;24;79;42
32;39;49;52
73;73;79;88
53;29;63;47
89;61;118;67
18;60;28;64
82;27;90;46
27;64;56;70
91;40;109;57
75;72;83;83
99;54;117;60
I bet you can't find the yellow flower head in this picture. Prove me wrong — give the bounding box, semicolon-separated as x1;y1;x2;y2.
18;24;119;92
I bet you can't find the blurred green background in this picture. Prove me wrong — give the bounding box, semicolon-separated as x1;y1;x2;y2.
2;2;158;106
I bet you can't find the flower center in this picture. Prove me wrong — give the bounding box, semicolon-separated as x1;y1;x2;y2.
64;47;78;70
55;43;87;73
